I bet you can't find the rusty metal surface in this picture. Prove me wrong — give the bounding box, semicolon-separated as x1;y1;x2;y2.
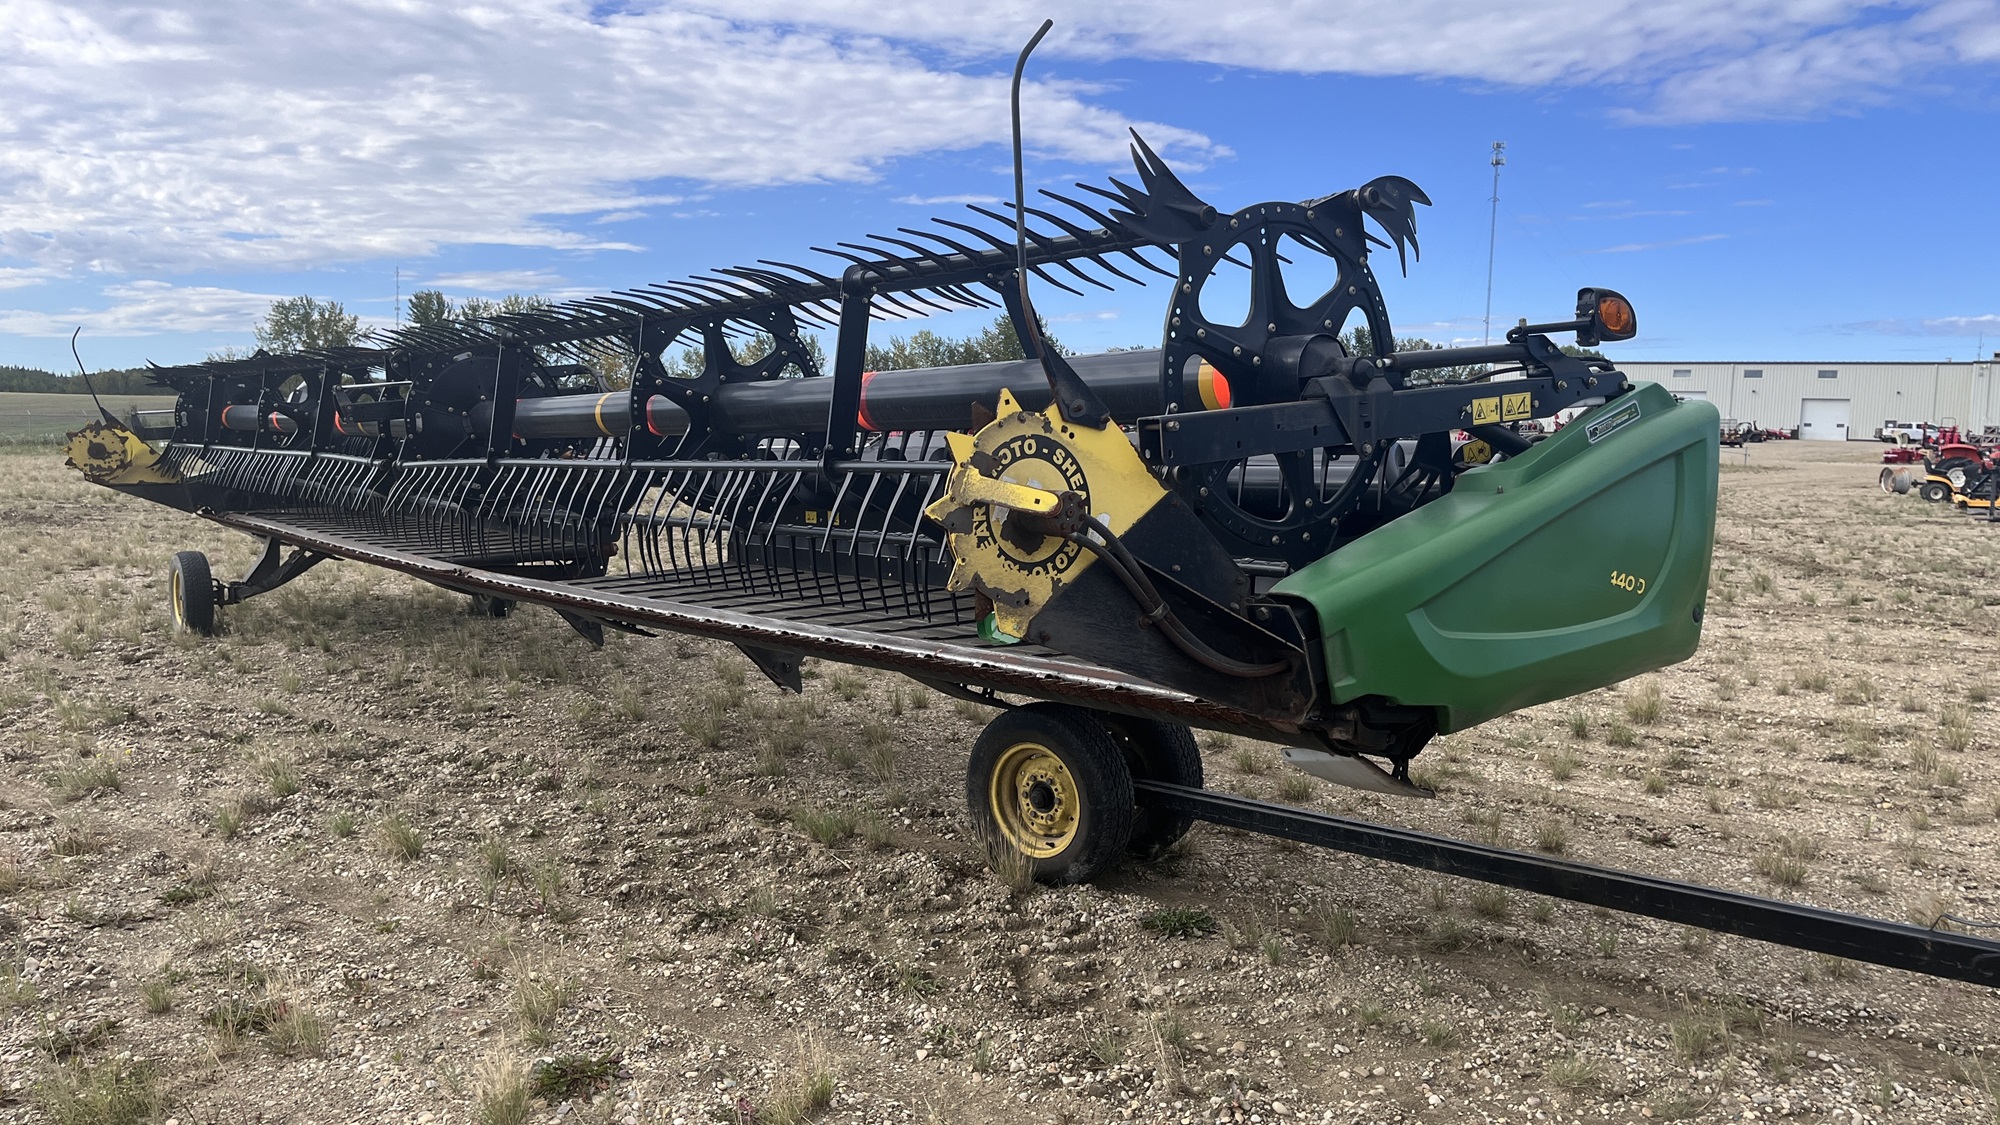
206;510;1303;740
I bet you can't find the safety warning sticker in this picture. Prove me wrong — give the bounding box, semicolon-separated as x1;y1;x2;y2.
1501;391;1533;421
1471;396;1500;425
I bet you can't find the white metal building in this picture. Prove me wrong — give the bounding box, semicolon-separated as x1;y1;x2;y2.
1616;358;2000;440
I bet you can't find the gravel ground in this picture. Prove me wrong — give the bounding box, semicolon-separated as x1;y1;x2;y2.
0;438;1996;1125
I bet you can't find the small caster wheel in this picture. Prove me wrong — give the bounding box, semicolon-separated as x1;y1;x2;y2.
966;703;1133;886
169;551;215;635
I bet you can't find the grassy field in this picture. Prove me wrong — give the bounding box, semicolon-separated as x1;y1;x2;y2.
0;391;174;445
0;439;1996;1124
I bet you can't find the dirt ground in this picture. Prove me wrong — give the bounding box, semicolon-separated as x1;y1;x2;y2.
1;437;1996;1125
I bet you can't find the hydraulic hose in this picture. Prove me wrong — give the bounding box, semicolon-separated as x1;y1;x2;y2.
1067;516;1289;680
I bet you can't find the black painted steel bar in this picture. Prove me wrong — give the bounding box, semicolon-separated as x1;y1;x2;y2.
1134;781;2000;987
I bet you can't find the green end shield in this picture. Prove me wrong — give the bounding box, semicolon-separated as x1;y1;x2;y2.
1274;384;1720;733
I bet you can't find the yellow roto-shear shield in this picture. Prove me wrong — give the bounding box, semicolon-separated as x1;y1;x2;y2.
62;421;178;485
924;388;1168;640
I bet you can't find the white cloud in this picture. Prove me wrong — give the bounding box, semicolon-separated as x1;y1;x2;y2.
1840;313;2000;337
1922;314;2000;336
420;270;568;294
1585;233;1729;253
0;281;287;337
674;0;1999;119
0;0;1988;297
0;1;1213;279
0;267;58;290
893;194;1008;206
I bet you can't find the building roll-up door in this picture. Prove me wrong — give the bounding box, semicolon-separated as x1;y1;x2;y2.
1799;398;1851;441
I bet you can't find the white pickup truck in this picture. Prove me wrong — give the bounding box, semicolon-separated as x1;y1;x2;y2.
1875;420;1929;443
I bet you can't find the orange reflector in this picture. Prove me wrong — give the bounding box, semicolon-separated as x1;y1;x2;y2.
1597;295;1636;338
1197;361;1232;410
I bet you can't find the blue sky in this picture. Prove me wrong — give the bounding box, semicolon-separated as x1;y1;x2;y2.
2;1;1996;372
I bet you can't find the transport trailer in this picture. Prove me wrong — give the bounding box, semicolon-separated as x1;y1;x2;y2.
62;114;2000;985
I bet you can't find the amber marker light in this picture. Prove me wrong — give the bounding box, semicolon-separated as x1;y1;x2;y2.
1596;292;1636;340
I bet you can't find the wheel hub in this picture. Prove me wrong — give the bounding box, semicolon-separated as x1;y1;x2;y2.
989;741;1081;857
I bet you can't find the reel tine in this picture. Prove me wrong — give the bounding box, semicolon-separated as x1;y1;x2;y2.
866;233;958;270
898;224;988;262
934;218;1084;296
1017;202;1148;285
756;259;840;287
834;241;924;274
971;204;1116;292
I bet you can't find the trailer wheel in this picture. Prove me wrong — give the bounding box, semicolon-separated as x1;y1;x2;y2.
470;594;514;618
1919;480;1951;503
1097;715;1203;862
169;551;216;635
967;703;1134;885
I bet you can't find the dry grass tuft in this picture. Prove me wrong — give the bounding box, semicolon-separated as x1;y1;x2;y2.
45;753;122;803
510;966;574;1048
35;1059;165;1125
377;813;424;862
761;1036;837;1125
1624;681;1665;725
473;1048;532;1125
978;832;1037;895
794;806;857;847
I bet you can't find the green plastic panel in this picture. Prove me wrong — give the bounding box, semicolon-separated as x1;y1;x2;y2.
1273;384;1719;733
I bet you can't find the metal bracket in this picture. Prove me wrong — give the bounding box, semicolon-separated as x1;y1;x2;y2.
218;535;326;606
553;607;656;647
1137;398;1345;466
735;644;803;693
820;272;876;475
910;677;1017;711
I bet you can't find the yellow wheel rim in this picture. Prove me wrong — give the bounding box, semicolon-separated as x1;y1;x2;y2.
170;570;186;630
989;740;1081;857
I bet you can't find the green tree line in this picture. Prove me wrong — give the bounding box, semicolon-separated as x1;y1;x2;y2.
0;364;165;395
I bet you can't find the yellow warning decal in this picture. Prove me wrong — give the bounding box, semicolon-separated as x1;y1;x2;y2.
1471;396;1500;425
1501;391;1533;421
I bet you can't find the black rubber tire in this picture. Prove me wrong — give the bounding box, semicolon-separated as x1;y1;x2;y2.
1919;480;1951;503
169;551;215;635
966;703;1134;886
1096;714;1203;861
470;594;514;618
